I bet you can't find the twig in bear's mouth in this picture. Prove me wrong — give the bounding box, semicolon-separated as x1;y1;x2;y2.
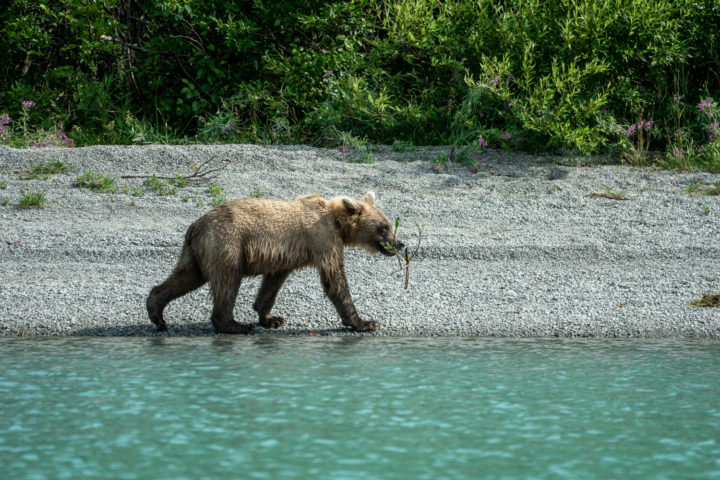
382;218;425;290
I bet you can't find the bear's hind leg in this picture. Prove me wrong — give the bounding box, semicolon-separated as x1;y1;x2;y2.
253;270;291;329
210;272;254;334
147;254;205;331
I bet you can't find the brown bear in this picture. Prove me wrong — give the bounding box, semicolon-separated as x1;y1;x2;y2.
146;192;404;334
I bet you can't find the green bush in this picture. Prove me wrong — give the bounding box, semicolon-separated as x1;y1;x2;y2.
20;189;45;208
74;171;116;192
1;0;718;169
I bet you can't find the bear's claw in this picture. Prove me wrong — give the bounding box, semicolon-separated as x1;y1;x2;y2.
259;316;286;329
351;320;381;333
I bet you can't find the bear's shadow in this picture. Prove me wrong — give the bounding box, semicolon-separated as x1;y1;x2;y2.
72;322;357;337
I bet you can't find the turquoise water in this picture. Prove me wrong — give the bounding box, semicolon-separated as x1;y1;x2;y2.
1;337;719;480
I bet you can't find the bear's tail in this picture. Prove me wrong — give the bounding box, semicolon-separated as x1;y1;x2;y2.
177;223;204;279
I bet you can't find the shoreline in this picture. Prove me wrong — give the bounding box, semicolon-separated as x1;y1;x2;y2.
1;144;719;338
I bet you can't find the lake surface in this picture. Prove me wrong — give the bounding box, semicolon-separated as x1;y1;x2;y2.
1;337;719;479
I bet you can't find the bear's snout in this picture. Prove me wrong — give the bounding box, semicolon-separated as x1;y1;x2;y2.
378;238;404;256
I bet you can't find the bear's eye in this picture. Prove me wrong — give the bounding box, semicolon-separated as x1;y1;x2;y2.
377;225;388;235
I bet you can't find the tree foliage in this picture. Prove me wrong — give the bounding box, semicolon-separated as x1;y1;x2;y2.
1;0;719;155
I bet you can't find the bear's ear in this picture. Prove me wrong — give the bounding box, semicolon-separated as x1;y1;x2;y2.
362;191;376;206
341;196;358;214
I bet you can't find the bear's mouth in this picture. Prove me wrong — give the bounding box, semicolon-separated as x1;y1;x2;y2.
378;241;401;257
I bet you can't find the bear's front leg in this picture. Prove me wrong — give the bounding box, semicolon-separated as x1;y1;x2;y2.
253;270;292;329
319;266;380;333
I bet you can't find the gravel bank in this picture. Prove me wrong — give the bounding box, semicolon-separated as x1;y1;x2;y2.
1;144;719;337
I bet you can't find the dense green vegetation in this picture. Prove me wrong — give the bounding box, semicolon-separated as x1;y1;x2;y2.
1;0;719;169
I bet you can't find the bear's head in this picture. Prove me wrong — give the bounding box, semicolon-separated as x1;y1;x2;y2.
331;192;405;256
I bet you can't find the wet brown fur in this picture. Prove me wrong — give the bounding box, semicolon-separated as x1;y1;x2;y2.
146;192;403;334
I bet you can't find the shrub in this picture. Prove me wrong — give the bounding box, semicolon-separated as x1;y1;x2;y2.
21;160;69;180
0;0;718;168
20;189;45;208
74;171;116;192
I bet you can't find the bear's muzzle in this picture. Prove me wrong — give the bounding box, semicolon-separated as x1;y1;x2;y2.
379;239;404;256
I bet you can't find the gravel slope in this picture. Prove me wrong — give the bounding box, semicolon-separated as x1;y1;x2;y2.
1;144;719;337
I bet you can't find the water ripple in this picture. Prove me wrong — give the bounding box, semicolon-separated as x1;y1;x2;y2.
1;337;719;479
